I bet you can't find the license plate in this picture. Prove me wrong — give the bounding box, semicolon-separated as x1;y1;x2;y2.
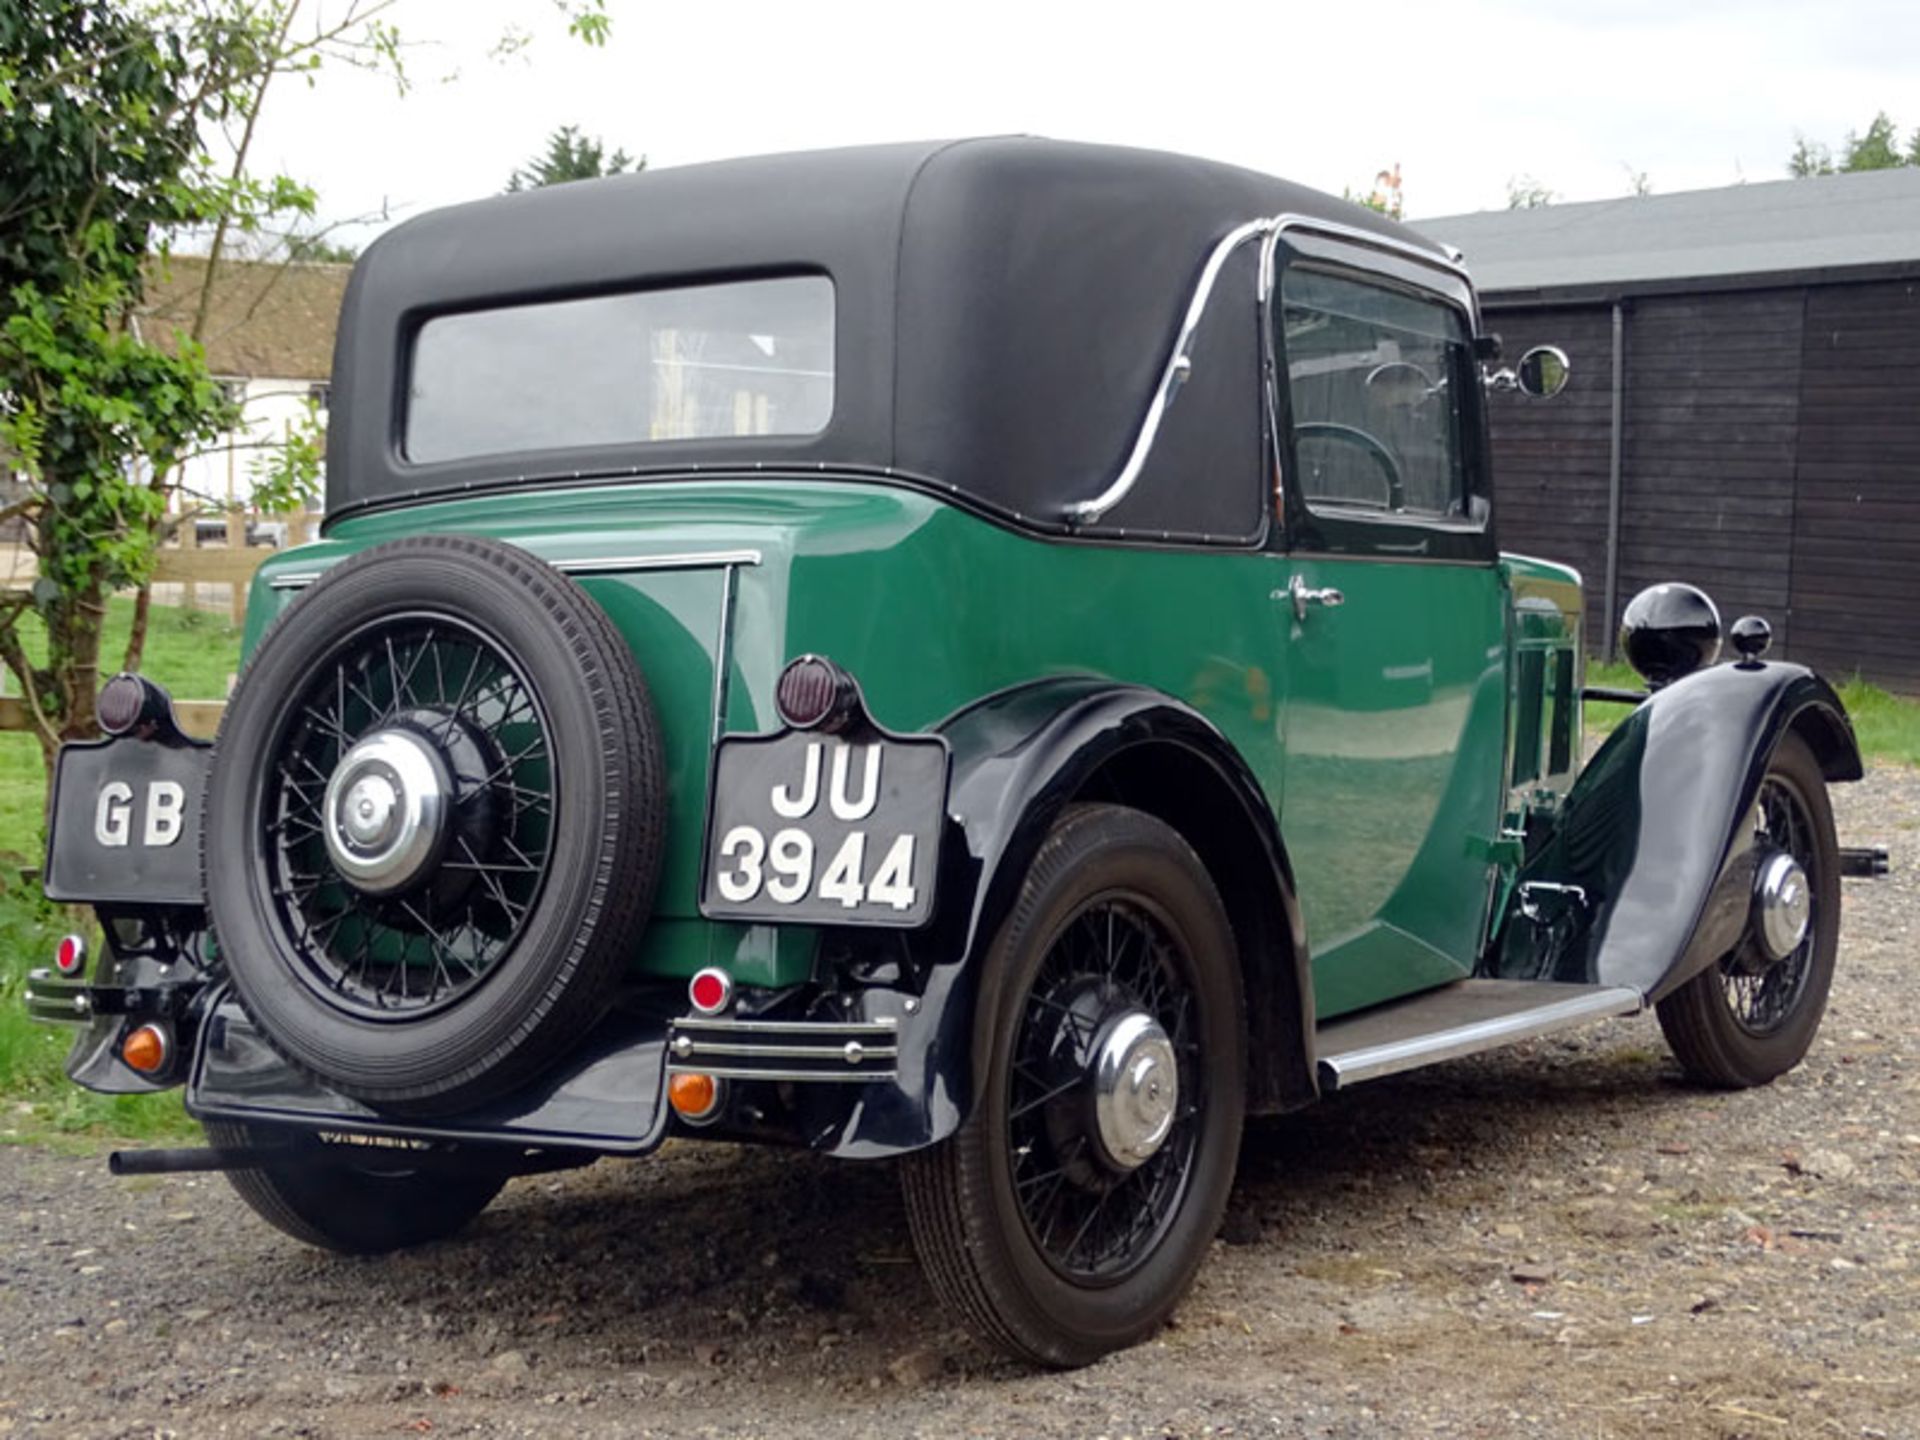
700;730;947;927
44;738;210;905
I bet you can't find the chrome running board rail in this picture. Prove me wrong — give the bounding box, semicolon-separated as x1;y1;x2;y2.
1315;979;1643;1091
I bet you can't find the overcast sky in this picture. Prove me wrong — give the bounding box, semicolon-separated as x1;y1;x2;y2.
251;0;1920;249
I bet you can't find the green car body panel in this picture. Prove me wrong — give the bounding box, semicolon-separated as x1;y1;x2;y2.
247;480;1584;1021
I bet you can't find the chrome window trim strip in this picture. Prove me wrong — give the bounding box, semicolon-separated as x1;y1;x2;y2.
1067;211;1475;528
710;560;739;746
1256;212;1475;303
266;549;765;593
1064;217;1276;526
552;548;763;575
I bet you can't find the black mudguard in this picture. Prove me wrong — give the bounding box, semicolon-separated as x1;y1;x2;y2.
815;678;1312;1159
1493;660;1861;1000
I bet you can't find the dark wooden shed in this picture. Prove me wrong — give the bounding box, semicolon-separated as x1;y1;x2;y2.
1423;168;1920;692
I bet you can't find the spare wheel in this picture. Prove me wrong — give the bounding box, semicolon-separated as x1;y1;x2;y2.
203;535;665;1114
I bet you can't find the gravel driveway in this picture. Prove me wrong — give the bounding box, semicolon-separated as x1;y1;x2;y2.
2;768;1915;1439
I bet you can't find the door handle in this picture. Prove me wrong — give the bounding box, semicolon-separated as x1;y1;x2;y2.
1285;573;1346;622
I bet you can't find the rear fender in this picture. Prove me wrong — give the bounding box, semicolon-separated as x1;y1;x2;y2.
818;679;1311;1158
1492;660;1861;1000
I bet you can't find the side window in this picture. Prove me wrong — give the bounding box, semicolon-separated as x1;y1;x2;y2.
1280;268;1472;522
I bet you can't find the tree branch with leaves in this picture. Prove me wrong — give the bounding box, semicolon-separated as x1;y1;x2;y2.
0;0;618;801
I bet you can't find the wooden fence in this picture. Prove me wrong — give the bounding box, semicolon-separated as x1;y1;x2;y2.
0;506;318;739
152;507;322;625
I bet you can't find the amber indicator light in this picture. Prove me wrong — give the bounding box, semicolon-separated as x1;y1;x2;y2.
669;1072;719;1120
121;1024;170;1075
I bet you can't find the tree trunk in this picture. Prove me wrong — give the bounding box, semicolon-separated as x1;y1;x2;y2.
123;582;153;676
46;577;106;748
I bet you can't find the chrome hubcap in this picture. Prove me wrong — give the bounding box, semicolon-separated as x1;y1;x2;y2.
1753;849;1811;962
1091;1009;1179;1170
322;729;450;895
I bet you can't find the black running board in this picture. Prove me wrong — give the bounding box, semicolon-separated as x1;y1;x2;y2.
1315;979;1643;1091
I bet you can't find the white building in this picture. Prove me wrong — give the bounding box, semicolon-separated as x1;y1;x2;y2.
140;256;349;520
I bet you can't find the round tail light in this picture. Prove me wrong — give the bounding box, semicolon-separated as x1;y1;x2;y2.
776;656;853;731
97;674;150;735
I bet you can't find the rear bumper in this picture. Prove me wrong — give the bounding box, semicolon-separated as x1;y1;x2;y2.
186;984;941;1158
188;992;678;1156
30;961;951;1161
21;969;96;1025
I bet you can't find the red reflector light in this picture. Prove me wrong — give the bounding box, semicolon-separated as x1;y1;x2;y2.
688;968;733;1015
54;935;86;976
776;656;844;730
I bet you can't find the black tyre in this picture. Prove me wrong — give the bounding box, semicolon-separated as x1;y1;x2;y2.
205;1121;504;1254
204;535;665;1114
1656;732;1840;1087
901;804;1246;1367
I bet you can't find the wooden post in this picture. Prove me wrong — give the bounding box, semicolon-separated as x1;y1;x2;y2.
226;510;247;625
181;507;199;612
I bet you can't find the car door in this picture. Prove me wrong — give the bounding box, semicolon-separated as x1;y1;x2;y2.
1269;240;1510;1022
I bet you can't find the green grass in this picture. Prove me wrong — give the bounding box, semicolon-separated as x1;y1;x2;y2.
1586;658;1920;766
0;596;243;857
0;598;239;1145
0;872;197;1144
1830;675;1920;768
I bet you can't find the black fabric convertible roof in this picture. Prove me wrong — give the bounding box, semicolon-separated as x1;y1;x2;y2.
328;137;1443;537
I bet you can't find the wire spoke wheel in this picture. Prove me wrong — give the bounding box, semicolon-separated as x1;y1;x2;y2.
205;536;664;1113
261;615;557;1020
1718;774;1817;1037
1655;731;1840;1090
901;804;1245;1367
1008;897;1199;1283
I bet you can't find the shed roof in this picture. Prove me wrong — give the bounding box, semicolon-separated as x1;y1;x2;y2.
1417;167;1920;302
139;256;349;380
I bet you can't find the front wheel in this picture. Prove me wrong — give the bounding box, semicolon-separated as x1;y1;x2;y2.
1656;732;1841;1087
206;1121;506;1255
901;805;1246;1367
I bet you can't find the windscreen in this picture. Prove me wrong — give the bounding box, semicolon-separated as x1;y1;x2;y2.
405;275;834;465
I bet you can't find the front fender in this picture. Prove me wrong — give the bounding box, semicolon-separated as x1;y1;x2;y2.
1494;660;1861;999
818;678;1309;1158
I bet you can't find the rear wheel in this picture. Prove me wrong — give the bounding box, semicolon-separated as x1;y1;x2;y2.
901;805;1245;1367
1656;732;1840;1087
205;1121;505;1255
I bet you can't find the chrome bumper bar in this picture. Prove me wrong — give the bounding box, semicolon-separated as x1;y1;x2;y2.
666;1015;899;1083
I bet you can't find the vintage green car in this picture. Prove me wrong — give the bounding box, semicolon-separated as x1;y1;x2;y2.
27;139;1875;1366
